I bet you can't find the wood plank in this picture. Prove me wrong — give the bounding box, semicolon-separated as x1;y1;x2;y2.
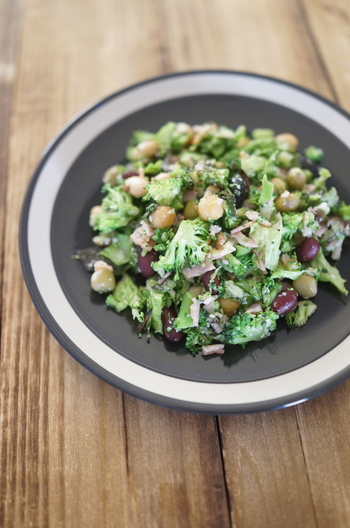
163;1;350;527
283;2;350;526
301;0;350;111
219;410;318;528
0;0;21;318
122;396;231;528
0;0;230;526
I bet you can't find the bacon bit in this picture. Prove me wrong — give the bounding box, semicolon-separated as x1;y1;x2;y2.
246;302;262;314
231;231;259;248
230;221;254;235
94;260;113;272
245;210;272;227
183;189;198;202
253;250;267;273
182;259;215;279
211;241;236;260
157;271;172;284
215;231;227;249
202;344;225;356
190;298;201;327
130;220;155;251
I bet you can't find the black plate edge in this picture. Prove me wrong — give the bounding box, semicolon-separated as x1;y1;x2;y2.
18;69;350;414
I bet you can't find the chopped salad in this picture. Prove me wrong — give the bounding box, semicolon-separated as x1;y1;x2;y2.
76;122;350;356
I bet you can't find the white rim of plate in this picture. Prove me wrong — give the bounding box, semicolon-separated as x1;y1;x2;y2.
23;71;350;410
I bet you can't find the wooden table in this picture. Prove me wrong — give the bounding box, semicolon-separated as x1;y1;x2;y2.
1;0;350;526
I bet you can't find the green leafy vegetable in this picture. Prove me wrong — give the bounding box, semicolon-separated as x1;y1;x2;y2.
310;250;348;295
106;274;144;322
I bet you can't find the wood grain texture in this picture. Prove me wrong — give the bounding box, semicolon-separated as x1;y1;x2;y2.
301;0;350;111
1;0;350;527
219;410;318;528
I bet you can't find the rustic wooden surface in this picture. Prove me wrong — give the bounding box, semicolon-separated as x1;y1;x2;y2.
1;0;350;526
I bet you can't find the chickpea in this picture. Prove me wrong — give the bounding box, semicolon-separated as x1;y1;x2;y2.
123;176;149;198
205;185;220;195
198;193;224;221
150;206;176;228
131;140;158;160
271;177;287;193
89;205;102;227
293;274;318;299
153;172;172;181
276;133;299;152
188;285;203;297
236;137;250;148
219;298;241;317
102;165;120;185
91;269;116;293
184;200;199;219
275;192;300;212
287;167;306;190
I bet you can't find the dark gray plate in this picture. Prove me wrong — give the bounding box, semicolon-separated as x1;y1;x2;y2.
19;71;350;413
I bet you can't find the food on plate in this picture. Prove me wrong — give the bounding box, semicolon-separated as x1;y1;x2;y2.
76;121;350;355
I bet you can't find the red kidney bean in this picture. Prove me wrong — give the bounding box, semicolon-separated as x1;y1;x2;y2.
201;270;220;294
137;246;158;277
271;289;298;316
122;169;138;179
296;237;320;262
162;307;184;343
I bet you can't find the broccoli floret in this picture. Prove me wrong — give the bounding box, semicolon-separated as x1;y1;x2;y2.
219;253;250;280
313;168;331;191
304;146;324;163
144;160;163;175
333;201;350;221
145;174;191;207
92;185;139;233
106;274;144;322
184;326;225;355
321;187;339;208
281;211;318;241
240;155;266;177
222;281;249;304
152;227;175;254
261;276;282;307
223;310;279;347
152;218;211;279
285;300;317;327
